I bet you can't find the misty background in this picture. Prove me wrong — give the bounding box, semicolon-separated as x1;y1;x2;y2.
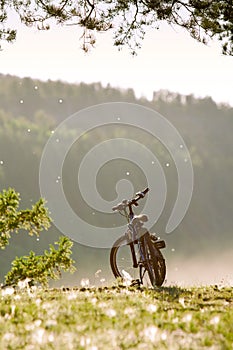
0;74;232;286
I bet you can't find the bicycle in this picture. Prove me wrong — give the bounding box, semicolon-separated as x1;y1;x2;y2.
110;187;166;287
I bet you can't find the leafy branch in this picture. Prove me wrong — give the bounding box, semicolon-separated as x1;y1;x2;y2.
0;188;51;249
4;236;76;287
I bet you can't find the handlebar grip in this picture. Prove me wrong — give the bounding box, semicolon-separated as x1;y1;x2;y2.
142;187;149;195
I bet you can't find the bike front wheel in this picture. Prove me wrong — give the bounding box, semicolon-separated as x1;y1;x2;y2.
110;234;166;287
143;233;166;287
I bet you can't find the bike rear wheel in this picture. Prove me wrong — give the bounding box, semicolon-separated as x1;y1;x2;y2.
110;234;166;287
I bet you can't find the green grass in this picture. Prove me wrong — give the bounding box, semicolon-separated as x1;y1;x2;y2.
0;284;232;349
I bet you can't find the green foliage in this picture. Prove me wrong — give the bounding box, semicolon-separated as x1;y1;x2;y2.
0;1;232;54
0;188;51;249
4;236;76;287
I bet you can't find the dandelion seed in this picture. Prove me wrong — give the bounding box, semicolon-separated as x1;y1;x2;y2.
25;323;35;331
152;161;155;164
143;326;158;342
20;99;24;104
0;160;4;165
58;99;63;103
80;336;91;347
210;315;220;325
179;144;184;149
45;320;57;327
100;278;106;283
98;302;107;308
51;130;54;134
126;171;130;176
91;297;97;304
67;292;78;300
1;287;14;296
171;248;175;252
105;308;116;317
182;313;192;322
117;117;121;121
48;333;54;342
161;332;167;341
166;163;170;167
146;304;157;313
124;307;136;318
179;297;185;308
18;278;31;289
3;333;14;341
122;270;132;286
11;304;16;315
35;298;41;306
34;319;42;327
80;278;89;288
95;269;102;278
34;86;38;90
27;128;31;133
32;328;45;344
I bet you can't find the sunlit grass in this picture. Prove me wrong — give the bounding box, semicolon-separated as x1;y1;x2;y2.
0;284;232;349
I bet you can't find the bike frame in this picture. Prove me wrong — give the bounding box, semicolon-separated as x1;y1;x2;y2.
122;206;148;278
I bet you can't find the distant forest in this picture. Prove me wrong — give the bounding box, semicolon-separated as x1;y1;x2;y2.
0;74;232;284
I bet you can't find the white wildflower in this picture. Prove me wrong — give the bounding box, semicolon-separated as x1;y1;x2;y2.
146;304;157;313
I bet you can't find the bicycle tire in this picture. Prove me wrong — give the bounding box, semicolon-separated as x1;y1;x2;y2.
110;234;166;287
110;235;136;280
143;233;166;287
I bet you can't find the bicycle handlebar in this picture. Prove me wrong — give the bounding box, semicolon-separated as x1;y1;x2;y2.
112;187;149;211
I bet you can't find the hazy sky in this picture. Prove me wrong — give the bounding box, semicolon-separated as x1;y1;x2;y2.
1;15;233;106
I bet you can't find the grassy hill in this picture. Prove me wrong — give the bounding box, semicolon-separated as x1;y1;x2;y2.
0;284;232;349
